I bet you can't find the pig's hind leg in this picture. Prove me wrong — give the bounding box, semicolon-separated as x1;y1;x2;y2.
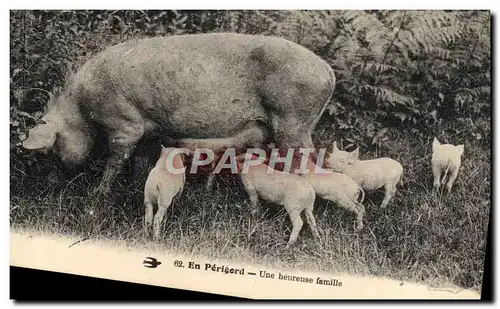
153;188;176;242
445;166;460;193
380;177;399;209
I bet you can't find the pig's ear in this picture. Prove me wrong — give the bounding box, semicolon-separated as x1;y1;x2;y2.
160;144;167;152
22;123;58;150
350;147;360;160
456;144;464;156
432;137;440;152
332;141;339;152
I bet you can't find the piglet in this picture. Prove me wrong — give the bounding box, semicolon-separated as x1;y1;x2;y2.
237;153;320;248
300;159;366;231
144;146;186;241
431;137;464;193
326;141;403;209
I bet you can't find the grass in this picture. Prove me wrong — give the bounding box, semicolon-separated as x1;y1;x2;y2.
10;131;491;293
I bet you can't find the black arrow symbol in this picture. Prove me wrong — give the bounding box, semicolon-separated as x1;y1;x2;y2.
143;257;162;268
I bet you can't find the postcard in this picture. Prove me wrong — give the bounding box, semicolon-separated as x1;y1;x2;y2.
10;9;491;300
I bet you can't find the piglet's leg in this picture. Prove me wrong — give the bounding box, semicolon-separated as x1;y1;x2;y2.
205;174;215;190
243;183;260;217
205;159;218;190
153;189;175;242
355;202;365;231
432;165;442;192
304;208;321;243
445;167;459;194
144;196;155;239
380;183;395;209
336;197;365;231
285;207;304;248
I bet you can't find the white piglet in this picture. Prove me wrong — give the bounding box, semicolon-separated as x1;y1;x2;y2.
431;137;464;193
144;146;186;241
237;154;320;248
326;141;403;209
301;160;366;231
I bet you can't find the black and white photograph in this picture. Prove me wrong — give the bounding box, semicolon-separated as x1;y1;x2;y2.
8;7;492;300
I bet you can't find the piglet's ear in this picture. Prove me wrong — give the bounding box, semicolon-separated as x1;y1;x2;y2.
159;144;169;156
432;137;440;152
456;144;464;156
350;147;360;160
332;141;339;152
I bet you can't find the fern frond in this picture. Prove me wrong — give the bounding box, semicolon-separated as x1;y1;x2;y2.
427;46;452;60
351;11;386;33
342;10;364;23
274;11;302;43
438;26;465;45
332;68;354;80
337;36;362;61
360;84;415;106
384;11;407;27
458;86;490;98
365;62;400;74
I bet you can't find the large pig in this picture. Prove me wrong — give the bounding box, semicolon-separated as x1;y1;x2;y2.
22;33;336;198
